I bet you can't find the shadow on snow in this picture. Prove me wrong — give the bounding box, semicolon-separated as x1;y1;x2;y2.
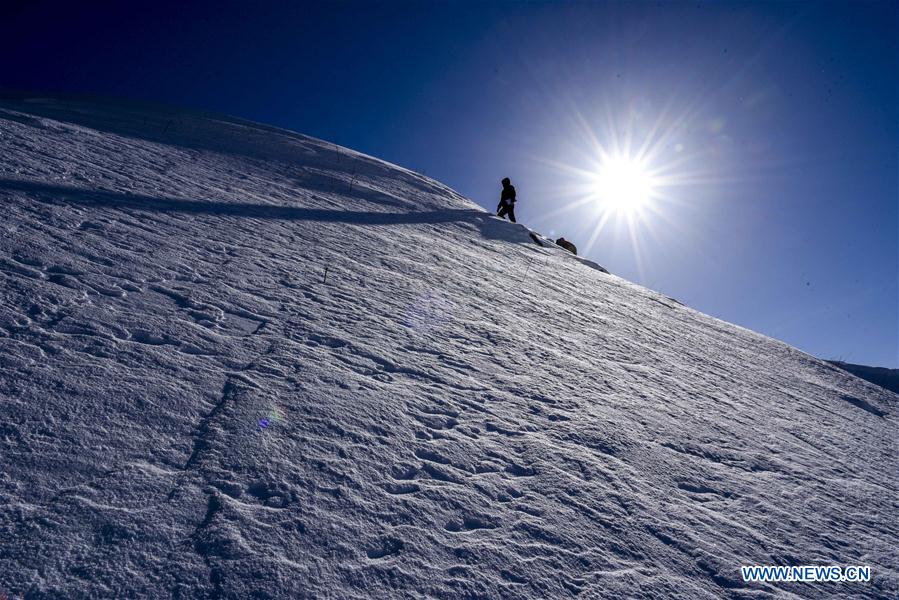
0;178;533;244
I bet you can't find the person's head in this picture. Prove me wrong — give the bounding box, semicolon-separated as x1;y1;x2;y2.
501;177;511;187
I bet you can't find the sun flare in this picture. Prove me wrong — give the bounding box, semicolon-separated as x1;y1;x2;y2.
530;97;712;273
592;157;656;214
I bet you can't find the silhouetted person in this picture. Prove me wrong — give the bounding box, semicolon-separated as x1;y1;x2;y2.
556;237;577;255
497;177;516;223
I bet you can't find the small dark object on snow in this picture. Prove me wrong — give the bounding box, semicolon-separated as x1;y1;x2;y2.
555;237;577;255
497;177;517;223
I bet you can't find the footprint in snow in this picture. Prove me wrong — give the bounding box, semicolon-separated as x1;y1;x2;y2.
366;537;404;559
444;515;499;532
505;463;537;477
381;482;420;495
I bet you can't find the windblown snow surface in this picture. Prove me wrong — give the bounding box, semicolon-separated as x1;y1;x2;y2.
0;97;896;600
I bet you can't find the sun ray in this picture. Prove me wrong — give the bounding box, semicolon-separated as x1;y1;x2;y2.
531;78;743;276
627;214;647;283
531;194;597;223
582;207;616;256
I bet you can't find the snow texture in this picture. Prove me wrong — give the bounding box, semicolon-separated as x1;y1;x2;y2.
0;96;896;599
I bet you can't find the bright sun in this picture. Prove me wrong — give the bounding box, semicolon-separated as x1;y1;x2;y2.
593;157;656;214
532;99;698;266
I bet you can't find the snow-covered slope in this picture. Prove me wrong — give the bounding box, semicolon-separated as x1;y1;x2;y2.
0;97;896;599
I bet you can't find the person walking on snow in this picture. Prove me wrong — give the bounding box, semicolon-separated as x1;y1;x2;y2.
497;177;517;223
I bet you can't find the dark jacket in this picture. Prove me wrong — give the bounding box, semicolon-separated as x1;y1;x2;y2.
500;184;516;205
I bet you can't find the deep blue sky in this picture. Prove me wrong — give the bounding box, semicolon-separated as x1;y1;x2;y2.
2;0;896;367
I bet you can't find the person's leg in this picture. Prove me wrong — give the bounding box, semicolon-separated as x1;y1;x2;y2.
508;205;516;223
497;204;508;219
